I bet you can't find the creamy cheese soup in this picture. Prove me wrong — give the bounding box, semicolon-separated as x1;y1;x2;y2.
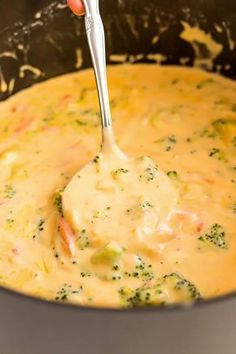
0;64;235;308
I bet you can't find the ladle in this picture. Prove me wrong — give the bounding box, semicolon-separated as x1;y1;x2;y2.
62;0;177;257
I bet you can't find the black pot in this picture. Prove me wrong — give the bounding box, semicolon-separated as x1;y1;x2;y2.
0;1;236;353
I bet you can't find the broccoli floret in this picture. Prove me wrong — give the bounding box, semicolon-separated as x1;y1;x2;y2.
209;148;227;162
77;229;90;250
124;256;154;282
53;191;63;214
4;184;16;199
55;284;83;301
196;78;214;89
198;223;227;249
232;136;236;147
232;203;236;214
167;171;179;180
212;118;236;142
137;156;159;181
119;273;201;307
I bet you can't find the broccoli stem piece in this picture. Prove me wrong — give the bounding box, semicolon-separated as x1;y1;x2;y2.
91;241;123;266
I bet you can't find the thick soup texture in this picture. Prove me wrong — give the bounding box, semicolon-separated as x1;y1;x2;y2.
0;64;235;308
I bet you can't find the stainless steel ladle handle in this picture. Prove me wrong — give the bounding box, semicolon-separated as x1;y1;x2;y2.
83;0;112;129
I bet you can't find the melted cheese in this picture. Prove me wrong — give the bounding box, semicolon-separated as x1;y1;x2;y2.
0;64;235;308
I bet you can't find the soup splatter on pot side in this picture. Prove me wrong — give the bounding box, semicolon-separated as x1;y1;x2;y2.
0;64;235;308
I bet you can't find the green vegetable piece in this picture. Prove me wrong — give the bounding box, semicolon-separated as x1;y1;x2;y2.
231;104;236;112
75;119;87;126
119;273;201;307
198;223;227;249
196;78;214;89
232;203;236;214
91;241;123;265
167;135;177;144
149;112;160;127
4;184;16;199
209;148;227;162
77;229;90;250
212;118;236;142
53;191;63;214
232;136;236;147
154;135;177;151
171;79;179;85
55;284;83;301
93;155;100;164
159;273;201;302
124;256;154;281
167;171;179;180
136;156;159;181
199;128;217;139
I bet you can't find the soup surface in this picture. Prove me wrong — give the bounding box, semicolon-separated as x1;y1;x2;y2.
0;64;235;308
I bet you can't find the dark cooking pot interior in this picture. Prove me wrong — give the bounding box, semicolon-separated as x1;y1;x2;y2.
0;0;235;103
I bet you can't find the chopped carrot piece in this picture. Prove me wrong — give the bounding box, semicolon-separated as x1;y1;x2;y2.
59;94;73;107
11;104;28;113
59;218;76;257
172;210;199;222
11;248;19;255
202;177;214;184
14;117;33;133
196;221;204;233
